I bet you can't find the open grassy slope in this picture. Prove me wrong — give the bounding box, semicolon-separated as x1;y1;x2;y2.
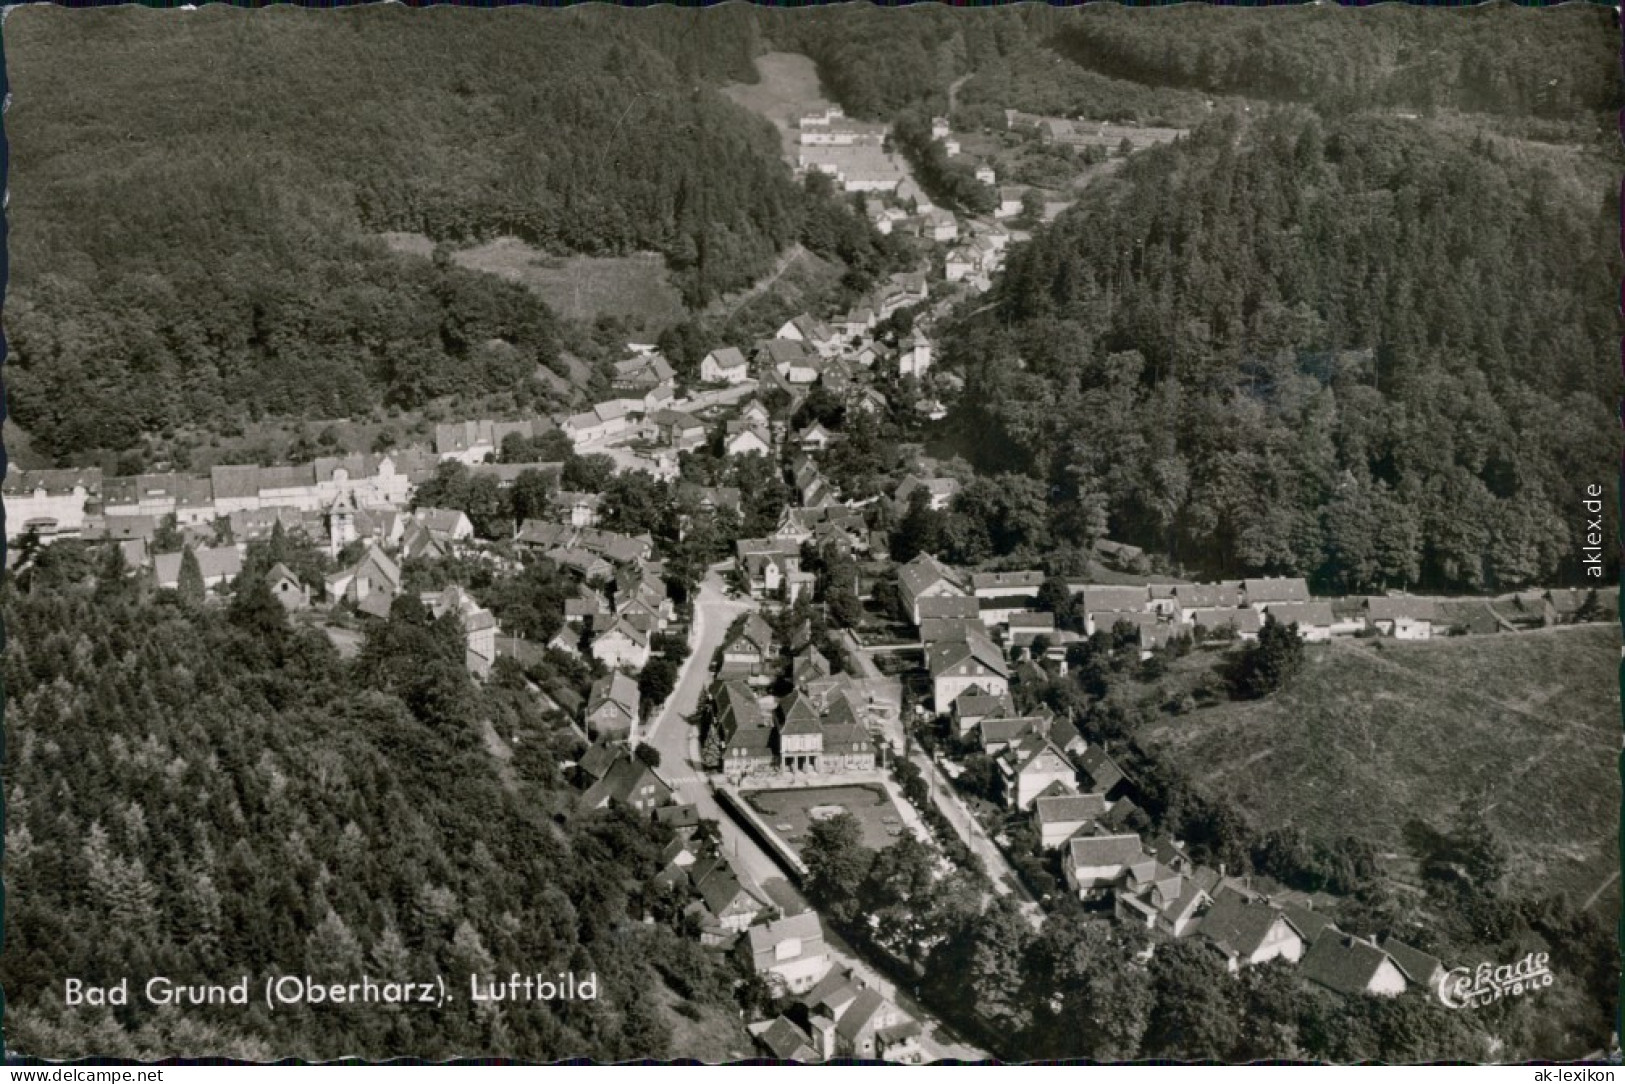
1143;624;1620;908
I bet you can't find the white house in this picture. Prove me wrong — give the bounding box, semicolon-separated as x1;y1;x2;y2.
897;335;933;378
701;346;751;385
748;912;830;996
1198;890;1308;973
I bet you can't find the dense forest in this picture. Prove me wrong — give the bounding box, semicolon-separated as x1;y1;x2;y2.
0;543;745;1060
3;6;893;463
761;3;1617;130
937;105;1618;591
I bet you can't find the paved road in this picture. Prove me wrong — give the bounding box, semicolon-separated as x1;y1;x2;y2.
912;751;1044;929
645;568;987;1062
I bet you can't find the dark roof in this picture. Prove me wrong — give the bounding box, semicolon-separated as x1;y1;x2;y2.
1243;577;1310;604
1198;893;1301;960
926;634;1008;680
1275;899;1339;945
1078;746;1126;792
1365;596;1437;622
835;989;888;1043
1264;601;1335;627
917;595;980;620
1034;793;1108;825
755;1017;819;1062
1067;833;1147;869
1377;935;1444;983
1078;585;1150;612
1300;935;1402;996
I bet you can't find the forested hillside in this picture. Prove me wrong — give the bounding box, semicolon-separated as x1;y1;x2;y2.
940;104;1618;591
1049;3;1619;122
0;546;740;1059
3;6;835;461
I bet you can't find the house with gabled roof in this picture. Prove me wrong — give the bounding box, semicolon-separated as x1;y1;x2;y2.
1172;582;1245;622
1259;601;1335;642
265;563;310;611
549;547;615;582
1193;607;1263;641
326;544;401;619
952;687;1011;733
978;715;1042;756
1197;888;1307;972
720;613;777;679
750;1017;822;1063
1064;834;1150;899
613;352;676;392
796;964;921;1063
422;584;499;677
1007;611;1056;648
414;506;475;542
928;631;1009;711
701;346;751;385
1365;596;1437;640
796;421;837;453
651;408;707;452
1301;934;1409;997
579;750;672;813
759;338;822;385
1035;793;1109;849
972;570;1046;599
154;545;243;591
1076;745;1129;797
899;552;967;625
894;475;959;512
1376;935;1445;991
775;316;842;358
1242;577;1310;608
917;594;980;623
587;671;642;742
1076;586;1152;633
736;538;801;597
1000;736;1078;810
688;854;775;945
920;617;984;646
591;617;651;671
1116;861;1216;938
747;911;830;996
725;422;773;459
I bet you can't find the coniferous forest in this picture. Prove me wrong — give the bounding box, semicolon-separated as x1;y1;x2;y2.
942;104;1619;590
3;544;738;1060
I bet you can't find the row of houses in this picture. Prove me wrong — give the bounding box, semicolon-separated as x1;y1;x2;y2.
2;450;569;548
1061;829;1444;998
930;692;1449;1005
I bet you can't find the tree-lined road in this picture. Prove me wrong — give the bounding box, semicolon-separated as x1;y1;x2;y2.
643;567;986;1062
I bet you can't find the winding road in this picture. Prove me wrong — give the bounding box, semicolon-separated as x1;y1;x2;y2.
644;566;987;1062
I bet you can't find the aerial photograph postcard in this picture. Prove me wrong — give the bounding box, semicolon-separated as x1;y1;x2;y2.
0;1;1619;1065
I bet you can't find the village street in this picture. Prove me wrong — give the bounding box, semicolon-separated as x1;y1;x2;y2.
643;567;987;1062
910;750;1044;928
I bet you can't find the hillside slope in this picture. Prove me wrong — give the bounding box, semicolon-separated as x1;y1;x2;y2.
1142;625;1620;907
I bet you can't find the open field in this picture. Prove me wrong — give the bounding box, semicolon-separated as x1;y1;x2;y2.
722;51;833;161
747;784;911;854
1142;623;1621;909
379;232;687;336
